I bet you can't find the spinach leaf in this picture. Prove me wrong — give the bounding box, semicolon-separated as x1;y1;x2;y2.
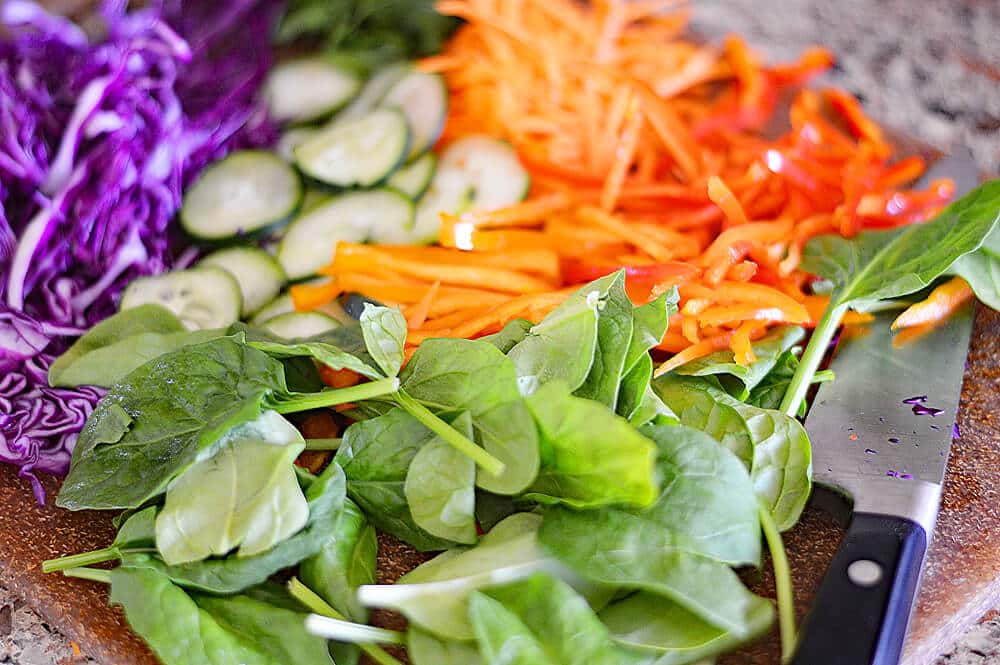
405;411;477;544
304;323;372;362
400;338;539;495
358;513;610;641
948;234;1000;310
599;591;773;664
574;271;633;407
653;376;812;530
612;290;680;424
624;289;678;373
336;408;452;551
226;323;324;393
408;628;484;665
479;318;533;353
636;423;761;566
123;462;347;594
475;491;518;533
469;573;648;665
113;506;158;549
247;340;382;380
628;384;680;428
747;350;834;416
43;505;158;573
652;375;752;464
58;337;290;510
523;382;659;509
617;353;657;423
154;411;309;565
539;504;767;638
801;179;1000;312
299;498;377;623
109;566;334;665
507;274;610;395
360;303;407;377
673;326;805;398
780;180;1000;415
48;305;220;388
193;592;335;665
275;0;460;69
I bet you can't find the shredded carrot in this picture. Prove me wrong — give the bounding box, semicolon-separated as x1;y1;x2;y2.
601;94;644;211
286;0;960;374
892;277;974;330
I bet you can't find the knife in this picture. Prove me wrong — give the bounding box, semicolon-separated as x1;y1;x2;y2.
790;149;982;665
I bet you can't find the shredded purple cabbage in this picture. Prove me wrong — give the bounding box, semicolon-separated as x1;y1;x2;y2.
0;1;281;502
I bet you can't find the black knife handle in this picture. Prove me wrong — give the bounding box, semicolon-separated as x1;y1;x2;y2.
790;513;927;665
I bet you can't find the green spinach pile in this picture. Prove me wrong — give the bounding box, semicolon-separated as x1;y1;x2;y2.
42;177;1000;665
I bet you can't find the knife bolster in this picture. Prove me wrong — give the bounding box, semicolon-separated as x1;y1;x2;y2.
820;475;943;537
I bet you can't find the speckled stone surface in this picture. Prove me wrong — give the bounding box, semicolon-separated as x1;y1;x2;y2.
3;1;1000;664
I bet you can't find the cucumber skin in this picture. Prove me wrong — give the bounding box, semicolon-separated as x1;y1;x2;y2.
199;248;286;317
387;152;437;200
267;59;363;127
293;110;412;190
380;71;448;160
180;150;304;246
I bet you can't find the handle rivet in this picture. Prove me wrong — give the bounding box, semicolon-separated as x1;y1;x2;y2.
847;559;883;586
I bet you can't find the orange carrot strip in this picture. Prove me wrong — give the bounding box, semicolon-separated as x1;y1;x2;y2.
332;245;556;294
577;206;675;262
421;306;493;331
639;87;701;181
446;290;572;339
653;333;732;377
892;277;973;330
700;218;793;268
290;279;342;312
731;320;761;365
707;175;750;226
601;95;643;211
698;303;807;327
364;244;562;281
406;281;441;330
446;192;571;229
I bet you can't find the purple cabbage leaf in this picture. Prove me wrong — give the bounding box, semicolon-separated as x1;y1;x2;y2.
0;0;280;502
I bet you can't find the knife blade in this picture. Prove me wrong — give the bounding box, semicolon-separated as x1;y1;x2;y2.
790;148;982;665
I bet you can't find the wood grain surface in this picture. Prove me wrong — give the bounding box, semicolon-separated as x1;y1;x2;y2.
1;305;998;665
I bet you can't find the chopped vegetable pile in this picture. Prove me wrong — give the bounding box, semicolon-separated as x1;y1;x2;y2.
4;1;1000;665
0;0;280;501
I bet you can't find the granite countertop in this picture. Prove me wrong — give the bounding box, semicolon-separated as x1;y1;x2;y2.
2;1;1000;664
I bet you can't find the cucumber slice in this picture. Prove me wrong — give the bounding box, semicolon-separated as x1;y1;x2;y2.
251;294;294;325
181;150;302;242
120;268;242;330
336;63;410;123
409;167;476;245
440;136;530;211
276;128;320;162
199;247;286;317
278;189;415;280
294;108;409;189
386;152;437;199
379;71;448;159
262;312;341;340
265;59;361;125
251;286;352;327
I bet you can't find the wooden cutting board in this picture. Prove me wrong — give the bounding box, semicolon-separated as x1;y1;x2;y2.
2;304;998;665
1;119;998;664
